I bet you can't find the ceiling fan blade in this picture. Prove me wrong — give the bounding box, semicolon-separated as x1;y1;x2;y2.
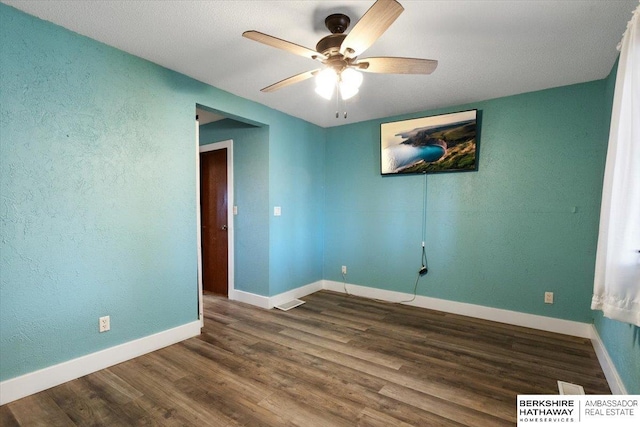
356;57;438;74
261;69;320;93
340;0;404;59
243;31;326;61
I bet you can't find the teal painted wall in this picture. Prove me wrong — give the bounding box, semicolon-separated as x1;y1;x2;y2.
267;116;325;295
592;61;640;395
0;4;198;380
198;119;270;296
324;81;609;323
0;4;324;381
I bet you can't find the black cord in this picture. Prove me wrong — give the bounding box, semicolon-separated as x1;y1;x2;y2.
402;173;429;302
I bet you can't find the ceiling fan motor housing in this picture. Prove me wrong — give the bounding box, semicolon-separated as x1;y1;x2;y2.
316;34;347;57
317;13;351;57
325;13;350;34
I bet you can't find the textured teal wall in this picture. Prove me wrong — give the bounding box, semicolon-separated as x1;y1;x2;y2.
0;5;198;380
0;4;325;381
199;119;270;296
324;81;609;323
268;115;325;295
592;61;640;395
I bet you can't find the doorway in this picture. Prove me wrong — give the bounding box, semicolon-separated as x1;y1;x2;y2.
200;148;228;294
197;140;234;300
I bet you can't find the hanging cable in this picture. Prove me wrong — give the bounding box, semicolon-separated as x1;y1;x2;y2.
419;171;429;275
401;172;429;303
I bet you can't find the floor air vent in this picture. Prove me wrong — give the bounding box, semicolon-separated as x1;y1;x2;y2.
558;381;585;395
274;299;305;311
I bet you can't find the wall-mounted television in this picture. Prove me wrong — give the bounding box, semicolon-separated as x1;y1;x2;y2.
380;109;479;175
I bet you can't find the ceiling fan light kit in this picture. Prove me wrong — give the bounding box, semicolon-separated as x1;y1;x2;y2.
314;67;363;101
314;68;338;100
243;0;438;111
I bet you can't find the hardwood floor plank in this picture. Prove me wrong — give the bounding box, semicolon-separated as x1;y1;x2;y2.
0;404;20;427
119;394;207;427
158;343;273;405
6;393;75;427
288;304;372;331
379;383;514;427
240;339;478;426
279;327;405;369
356;407;418;427
171;374;290;427
231;314;515;421
46;378;136;426
257;390;354;427
108;359;239;427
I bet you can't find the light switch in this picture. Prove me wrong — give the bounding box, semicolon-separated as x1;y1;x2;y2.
274;206;281;216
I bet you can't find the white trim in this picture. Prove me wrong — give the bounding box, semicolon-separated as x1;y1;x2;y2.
198;140;235;299
322;280;592;338
195;120;204;327
589;324;628;395
229;280;324;310
0;321;201;405
229;289;270;309
227;280;592;338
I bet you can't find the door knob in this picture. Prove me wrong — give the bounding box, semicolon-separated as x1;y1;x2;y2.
221;225;228;231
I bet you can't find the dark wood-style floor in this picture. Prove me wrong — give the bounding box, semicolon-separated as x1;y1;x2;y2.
1;291;610;426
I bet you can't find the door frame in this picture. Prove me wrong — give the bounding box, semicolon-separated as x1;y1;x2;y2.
196;138;234;326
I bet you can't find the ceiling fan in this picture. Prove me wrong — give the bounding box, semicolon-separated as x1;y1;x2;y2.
243;0;438;102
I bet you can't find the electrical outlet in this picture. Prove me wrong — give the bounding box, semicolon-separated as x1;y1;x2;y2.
341;265;347;275
99;315;110;332
544;292;554;304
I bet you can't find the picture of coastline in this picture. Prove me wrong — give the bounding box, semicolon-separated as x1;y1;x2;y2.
381;109;478;175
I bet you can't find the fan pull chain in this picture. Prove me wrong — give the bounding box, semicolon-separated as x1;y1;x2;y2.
333;83;349;119
335;83;340;118
335;88;348;119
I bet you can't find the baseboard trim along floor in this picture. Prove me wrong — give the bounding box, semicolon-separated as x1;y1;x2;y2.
0;320;201;405
1;279;626;405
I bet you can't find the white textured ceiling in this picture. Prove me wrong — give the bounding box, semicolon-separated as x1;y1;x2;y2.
3;0;636;128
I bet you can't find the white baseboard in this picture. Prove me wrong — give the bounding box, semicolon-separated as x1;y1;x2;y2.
0;321;201;405
233;280;593;338
322;280;593;338
589;325;627;395
229;281;323;310
229;289;271;309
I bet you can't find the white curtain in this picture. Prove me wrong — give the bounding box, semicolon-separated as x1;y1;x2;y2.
592;2;640;327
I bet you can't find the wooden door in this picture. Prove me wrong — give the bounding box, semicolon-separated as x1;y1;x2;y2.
200;149;228;295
